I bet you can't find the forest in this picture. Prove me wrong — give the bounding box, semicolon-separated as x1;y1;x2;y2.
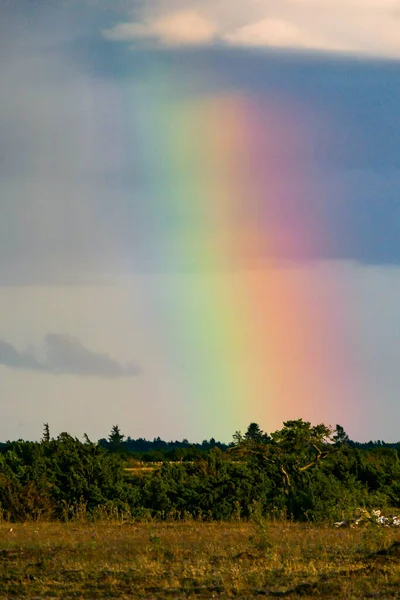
1;419;400;523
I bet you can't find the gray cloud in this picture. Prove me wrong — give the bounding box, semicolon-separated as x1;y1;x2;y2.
0;333;141;377
1;2;400;283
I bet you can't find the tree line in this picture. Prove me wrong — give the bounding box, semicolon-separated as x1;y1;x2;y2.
98;424;228;460
1;420;400;522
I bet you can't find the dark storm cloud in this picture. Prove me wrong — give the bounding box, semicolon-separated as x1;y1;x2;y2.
0;334;141;377
1;1;400;281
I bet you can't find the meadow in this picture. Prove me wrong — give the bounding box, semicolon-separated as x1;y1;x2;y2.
1;520;400;599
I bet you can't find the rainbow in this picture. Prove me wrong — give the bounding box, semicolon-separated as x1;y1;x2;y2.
124;73;359;439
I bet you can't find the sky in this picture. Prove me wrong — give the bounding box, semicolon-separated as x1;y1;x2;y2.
1;0;400;443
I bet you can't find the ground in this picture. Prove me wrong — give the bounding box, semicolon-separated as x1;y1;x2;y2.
1;520;400;598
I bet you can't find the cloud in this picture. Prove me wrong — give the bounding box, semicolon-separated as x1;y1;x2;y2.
1;0;400;281
0;334;141;377
222;19;350;53
0;340;42;371
102;10;216;45
102;0;400;58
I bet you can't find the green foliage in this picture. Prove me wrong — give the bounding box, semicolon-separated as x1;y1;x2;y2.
333;424;350;447
1;420;400;522
108;425;125;451
0;434;137;521
41;423;51;444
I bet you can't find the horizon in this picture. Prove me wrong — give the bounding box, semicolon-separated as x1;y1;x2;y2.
2;419;399;447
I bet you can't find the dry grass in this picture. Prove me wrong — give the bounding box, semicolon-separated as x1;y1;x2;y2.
1;520;400;598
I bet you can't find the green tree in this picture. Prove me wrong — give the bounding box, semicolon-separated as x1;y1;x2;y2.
333;424;350;447
41;423;51;444
233;419;333;489
244;422;264;442
108;425;125;450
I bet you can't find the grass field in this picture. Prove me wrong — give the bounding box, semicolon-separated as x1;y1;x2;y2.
1;520;400;598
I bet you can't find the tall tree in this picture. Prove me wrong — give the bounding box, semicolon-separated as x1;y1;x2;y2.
244;422;263;442
41;423;51;444
333;424;350;447
108;425;125;450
